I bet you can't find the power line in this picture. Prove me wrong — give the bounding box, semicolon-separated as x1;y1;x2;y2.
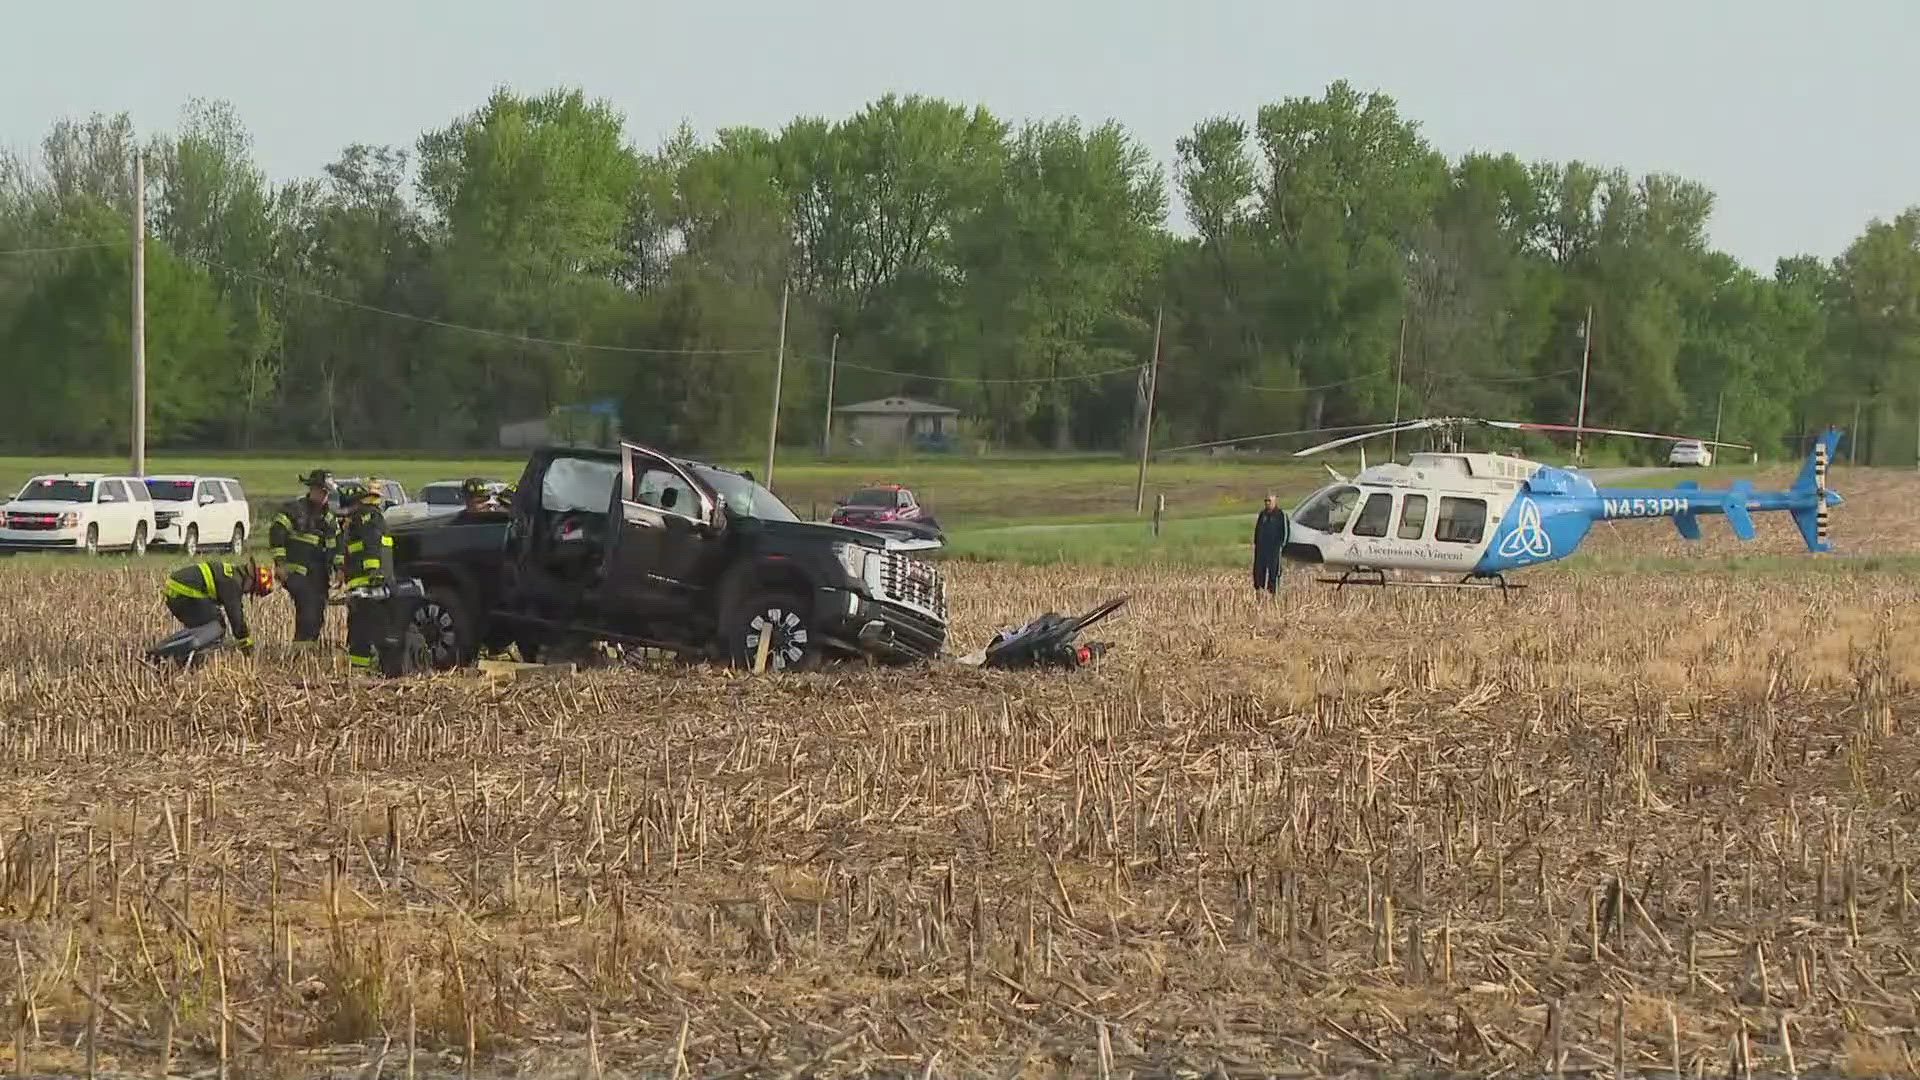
186;255;773;357
800;354;1145;385
0;241;119;257
1244;369;1385;394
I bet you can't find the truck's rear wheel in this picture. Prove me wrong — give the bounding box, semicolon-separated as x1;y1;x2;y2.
410;585;476;671
729;592;817;672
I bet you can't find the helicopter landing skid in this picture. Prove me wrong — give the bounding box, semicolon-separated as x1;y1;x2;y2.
1315;568;1526;599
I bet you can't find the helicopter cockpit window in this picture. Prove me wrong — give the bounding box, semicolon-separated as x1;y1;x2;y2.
1398;494;1428;540
1293;485;1360;533
1435;496;1488;544
1349;492;1393;537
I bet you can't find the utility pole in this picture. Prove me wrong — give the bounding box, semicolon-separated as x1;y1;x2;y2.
1133;305;1162;514
1389;314;1406;458
1573;304;1593;465
764;280;789;487
1849;400;1860;464
821;331;838;457
131;149;146;477
1713;389;1724;446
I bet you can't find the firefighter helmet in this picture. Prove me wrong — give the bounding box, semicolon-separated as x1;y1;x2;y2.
333;481;375;509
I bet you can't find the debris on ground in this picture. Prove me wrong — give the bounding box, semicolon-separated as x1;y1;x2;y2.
956;594;1127;669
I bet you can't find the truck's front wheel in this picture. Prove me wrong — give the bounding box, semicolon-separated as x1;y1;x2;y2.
411;585;476;671
729;592;817;672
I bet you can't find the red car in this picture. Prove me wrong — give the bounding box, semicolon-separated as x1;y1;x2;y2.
831;483;923;526
830;483;944;547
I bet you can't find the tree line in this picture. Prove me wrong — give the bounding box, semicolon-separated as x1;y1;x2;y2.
0;84;1914;461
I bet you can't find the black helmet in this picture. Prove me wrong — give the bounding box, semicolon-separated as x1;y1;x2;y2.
299;469;332;489
334;481;375;508
461;477;489;500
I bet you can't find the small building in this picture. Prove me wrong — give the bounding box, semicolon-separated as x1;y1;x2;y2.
833;397;960;450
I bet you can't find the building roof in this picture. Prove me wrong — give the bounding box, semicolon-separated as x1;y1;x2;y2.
834;396;960;416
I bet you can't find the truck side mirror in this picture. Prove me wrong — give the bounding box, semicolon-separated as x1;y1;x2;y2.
706;494;727;530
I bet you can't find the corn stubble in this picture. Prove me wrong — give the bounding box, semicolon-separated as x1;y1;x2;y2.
0;552;1917;1078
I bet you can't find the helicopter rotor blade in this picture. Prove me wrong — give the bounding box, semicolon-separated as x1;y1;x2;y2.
1292;418;1447;457
1484;419;1751;451
1157;421;1409;456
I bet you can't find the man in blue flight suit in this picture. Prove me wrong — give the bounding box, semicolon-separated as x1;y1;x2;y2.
1252;494;1289;593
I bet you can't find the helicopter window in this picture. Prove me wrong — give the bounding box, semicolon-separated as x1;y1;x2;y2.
1293;485;1360;533
1398;494;1428;540
1350;492;1393;537
1435;496;1488;544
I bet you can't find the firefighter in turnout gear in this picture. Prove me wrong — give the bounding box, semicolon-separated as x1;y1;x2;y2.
461;477;492;514
161;559;274;654
334;481;395;671
269;469;338;642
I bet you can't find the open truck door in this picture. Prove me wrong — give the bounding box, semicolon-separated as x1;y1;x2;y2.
604;442;727;620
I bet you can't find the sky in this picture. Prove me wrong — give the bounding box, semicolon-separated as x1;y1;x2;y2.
3;0;1914;271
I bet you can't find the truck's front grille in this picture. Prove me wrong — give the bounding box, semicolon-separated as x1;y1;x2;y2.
879;552;946;621
5;513;60;531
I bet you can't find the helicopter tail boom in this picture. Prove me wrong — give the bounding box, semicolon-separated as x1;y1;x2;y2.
1584;428;1842;552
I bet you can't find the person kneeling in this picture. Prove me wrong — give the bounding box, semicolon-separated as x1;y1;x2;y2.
161;558;273;655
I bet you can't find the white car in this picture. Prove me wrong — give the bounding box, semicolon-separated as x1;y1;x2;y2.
0;474;158;555
392;479;509;523
145;475;251;555
1668;440;1713;467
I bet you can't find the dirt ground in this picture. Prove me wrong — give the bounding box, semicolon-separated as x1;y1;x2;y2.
0;474;1916;1077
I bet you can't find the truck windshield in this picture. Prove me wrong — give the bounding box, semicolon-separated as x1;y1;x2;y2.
691;466;798;522
146;480;196;501
18;478;93;502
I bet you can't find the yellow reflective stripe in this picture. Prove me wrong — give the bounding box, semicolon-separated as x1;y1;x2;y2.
289;532;320;544
287;564;309;575
234;636;253;648
381;536;393;546
347;541;365;553
347;653;372;668
270;547;288;558
272;513;293;528
164;578;205;599
199;563;215;596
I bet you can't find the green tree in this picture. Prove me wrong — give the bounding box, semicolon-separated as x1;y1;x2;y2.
952;118;1165;447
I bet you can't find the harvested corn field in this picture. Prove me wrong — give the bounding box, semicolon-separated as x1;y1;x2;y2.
0;547;1918;1077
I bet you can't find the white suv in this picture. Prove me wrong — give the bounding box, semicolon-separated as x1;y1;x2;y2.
1667;440;1713;467
145;475;251;555
0;474;158;555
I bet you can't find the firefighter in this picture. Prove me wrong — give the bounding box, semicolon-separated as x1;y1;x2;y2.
460;477;492;514
161;558;274;654
498;482;516;510
332;480;395;672
269;469;338;642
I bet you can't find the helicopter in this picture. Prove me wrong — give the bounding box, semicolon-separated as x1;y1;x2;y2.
1269;417;1844;593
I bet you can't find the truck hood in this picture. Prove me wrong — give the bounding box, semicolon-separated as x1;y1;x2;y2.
389;511;504;534
2;501;89;515
757;518;918;551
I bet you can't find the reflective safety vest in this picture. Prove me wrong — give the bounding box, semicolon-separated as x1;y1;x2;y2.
336;506;393;588
269;496;337;577
161;560;253;646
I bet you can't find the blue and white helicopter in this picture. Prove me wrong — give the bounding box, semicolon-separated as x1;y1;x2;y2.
1277;417;1844;593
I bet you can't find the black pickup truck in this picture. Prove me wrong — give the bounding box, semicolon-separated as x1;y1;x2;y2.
386;441;948;671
